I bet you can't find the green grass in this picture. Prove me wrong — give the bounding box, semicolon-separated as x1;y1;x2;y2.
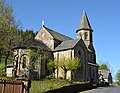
30;78;72;93
30;78;89;93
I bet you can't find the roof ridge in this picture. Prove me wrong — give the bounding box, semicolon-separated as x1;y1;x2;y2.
61;38;80;43
43;26;72;41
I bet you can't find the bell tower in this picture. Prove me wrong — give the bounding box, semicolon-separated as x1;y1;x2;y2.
76;11;93;46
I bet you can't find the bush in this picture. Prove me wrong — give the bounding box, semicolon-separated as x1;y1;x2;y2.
0;63;5;77
46;75;54;79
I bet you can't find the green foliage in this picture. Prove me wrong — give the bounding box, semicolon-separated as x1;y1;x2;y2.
69;57;81;72
99;64;109;70
0;0;35;63
45;75;54;79
30;78;89;93
27;48;47;70
116;70;120;85
30;78;72;93
0;0;36;77
59;57;80;79
59;57;80;72
0;0;18;51
47;57;81;79
0;63;5;76
18;29;35;42
0;57;13;77
47;60;58;70
0;0;18;73
28;49;38;70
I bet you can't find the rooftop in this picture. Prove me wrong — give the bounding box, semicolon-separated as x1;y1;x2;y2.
44;26;72;41
53;38;81;51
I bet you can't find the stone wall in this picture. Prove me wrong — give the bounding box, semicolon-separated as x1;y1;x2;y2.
35;27;54;50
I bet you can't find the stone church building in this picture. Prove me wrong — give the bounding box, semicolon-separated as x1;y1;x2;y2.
13;11;98;81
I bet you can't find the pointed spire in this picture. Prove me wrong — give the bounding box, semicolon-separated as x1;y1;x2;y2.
76;11;93;32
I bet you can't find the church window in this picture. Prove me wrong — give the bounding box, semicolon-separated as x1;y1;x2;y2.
89;67;91;77
45;60;48;70
22;57;26;68
41;32;45;37
78;50;81;57
92;69;94;77
80;65;83;73
84;32;88;40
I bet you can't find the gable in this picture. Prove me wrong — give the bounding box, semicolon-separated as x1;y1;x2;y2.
74;38;88;58
35;26;73;50
35;27;53;41
99;70;110;79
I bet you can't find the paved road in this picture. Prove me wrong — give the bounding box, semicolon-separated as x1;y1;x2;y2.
84;86;120;93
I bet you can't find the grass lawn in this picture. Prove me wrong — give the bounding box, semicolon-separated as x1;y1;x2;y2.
30;78;72;93
30;77;88;93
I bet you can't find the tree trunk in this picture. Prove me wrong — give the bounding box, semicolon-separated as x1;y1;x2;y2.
0;49;2;64
0;56;1;64
64;69;67;79
5;51;10;76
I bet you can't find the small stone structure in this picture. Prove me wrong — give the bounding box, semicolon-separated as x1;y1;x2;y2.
6;64;13;77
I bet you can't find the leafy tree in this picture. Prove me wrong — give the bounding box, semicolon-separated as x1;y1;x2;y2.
47;60;57;71
116;70;120;86
27;48;48;79
48;57;81;79
59;57;80;79
18;29;35;42
99;64;109;70
0;62;5;76
0;0;19;75
47;60;58;77
0;0;35;76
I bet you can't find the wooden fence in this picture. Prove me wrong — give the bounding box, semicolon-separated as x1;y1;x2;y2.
0;79;30;93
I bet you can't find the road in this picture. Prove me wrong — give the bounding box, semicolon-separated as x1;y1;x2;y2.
83;86;120;93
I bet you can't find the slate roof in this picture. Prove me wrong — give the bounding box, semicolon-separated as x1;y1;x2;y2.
14;38;50;51
76;11;93;32
44;26;72;41
53;38;81;51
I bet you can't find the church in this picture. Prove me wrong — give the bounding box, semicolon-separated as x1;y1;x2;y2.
13;11;98;81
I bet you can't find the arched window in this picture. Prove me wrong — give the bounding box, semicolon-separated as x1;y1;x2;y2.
78;50;81;57
84;32;88;40
22;57;26;68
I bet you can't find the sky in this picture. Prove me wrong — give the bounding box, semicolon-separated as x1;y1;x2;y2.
6;0;120;80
